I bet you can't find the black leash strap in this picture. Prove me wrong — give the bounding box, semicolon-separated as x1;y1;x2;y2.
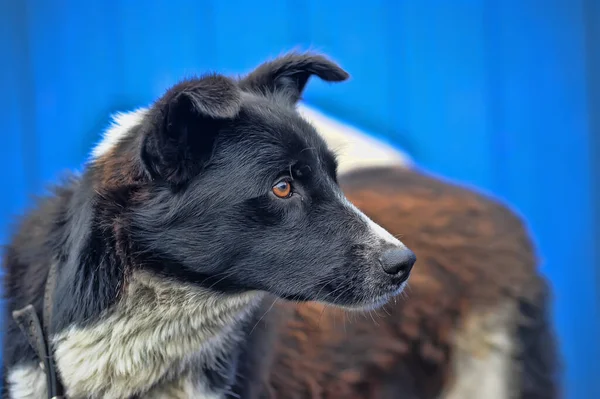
12;261;64;399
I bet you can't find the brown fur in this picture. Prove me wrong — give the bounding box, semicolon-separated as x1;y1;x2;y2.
255;166;552;398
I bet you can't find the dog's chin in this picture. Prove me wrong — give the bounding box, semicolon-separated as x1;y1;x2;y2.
280;281;408;310
336;282;408;312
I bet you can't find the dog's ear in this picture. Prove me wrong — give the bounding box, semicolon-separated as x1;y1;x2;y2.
239;52;349;104
142;75;241;184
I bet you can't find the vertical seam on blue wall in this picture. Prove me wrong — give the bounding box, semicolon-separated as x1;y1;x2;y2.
583;2;600;396
380;0;415;157
286;0;309;50
378;0;394;147
111;0;126;109
382;0;403;152
199;1;218;73
15;1;39;196
482;0;506;198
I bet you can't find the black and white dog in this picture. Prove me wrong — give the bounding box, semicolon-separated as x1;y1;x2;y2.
2;53;415;398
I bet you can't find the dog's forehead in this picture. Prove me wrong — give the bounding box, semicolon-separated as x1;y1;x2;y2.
237;97;335;168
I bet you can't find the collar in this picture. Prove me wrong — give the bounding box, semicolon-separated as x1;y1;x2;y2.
12;260;65;399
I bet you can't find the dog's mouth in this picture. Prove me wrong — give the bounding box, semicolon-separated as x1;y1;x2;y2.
278;264;411;310
340;281;408;311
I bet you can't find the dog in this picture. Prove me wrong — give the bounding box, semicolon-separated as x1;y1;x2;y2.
2;53;417;399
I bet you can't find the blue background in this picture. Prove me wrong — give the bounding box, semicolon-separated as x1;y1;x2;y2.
1;1;598;398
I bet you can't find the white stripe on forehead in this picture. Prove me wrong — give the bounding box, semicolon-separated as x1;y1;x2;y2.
90;108;148;160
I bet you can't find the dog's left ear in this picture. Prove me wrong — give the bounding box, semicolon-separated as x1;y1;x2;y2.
239;52;349;104
142;75;241;185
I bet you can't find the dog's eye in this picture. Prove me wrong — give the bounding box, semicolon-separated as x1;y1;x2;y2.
272;180;292;199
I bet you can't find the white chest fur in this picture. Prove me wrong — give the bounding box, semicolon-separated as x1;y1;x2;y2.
49;272;261;399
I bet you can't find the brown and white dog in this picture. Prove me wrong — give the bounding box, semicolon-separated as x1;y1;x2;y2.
2;52;559;399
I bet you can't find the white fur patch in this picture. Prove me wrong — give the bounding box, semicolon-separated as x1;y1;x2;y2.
6;364;48;399
90;108;148;160
439;303;518;399
297;104;412;174
88;103;412;176
340;194;406;247
52;271;262;399
144;372;222;399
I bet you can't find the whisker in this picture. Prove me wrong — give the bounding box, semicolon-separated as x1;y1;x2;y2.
317;304;329;329
249;297;279;335
300;147;317;154
205;270;237;291
368;309;379;326
381;304;391;316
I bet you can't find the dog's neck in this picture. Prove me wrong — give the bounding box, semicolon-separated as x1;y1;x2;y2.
51;270;263;398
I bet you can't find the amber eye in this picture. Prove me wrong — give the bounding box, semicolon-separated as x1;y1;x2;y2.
272;180;292;198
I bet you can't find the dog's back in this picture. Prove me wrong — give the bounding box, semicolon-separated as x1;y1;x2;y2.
258;166;560;398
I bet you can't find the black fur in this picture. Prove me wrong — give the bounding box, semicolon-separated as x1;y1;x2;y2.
239;53;349;103
517;280;561;399
2;52;412;398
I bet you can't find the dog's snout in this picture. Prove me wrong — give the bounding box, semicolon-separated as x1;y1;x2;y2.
379;247;416;275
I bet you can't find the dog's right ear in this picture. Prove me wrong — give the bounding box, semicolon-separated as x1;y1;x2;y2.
239;52;349;104
142;75;241;185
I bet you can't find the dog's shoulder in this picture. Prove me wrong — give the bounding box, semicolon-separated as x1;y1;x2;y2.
3;176;79;309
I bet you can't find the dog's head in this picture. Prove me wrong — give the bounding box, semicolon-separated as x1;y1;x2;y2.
94;53;415;309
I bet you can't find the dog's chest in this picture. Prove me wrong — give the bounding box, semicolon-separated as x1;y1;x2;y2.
50;272;260;399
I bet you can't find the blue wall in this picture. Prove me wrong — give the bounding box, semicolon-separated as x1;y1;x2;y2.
1;1;598;398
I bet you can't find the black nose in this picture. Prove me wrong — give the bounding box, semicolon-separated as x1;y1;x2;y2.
379;247;416;275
